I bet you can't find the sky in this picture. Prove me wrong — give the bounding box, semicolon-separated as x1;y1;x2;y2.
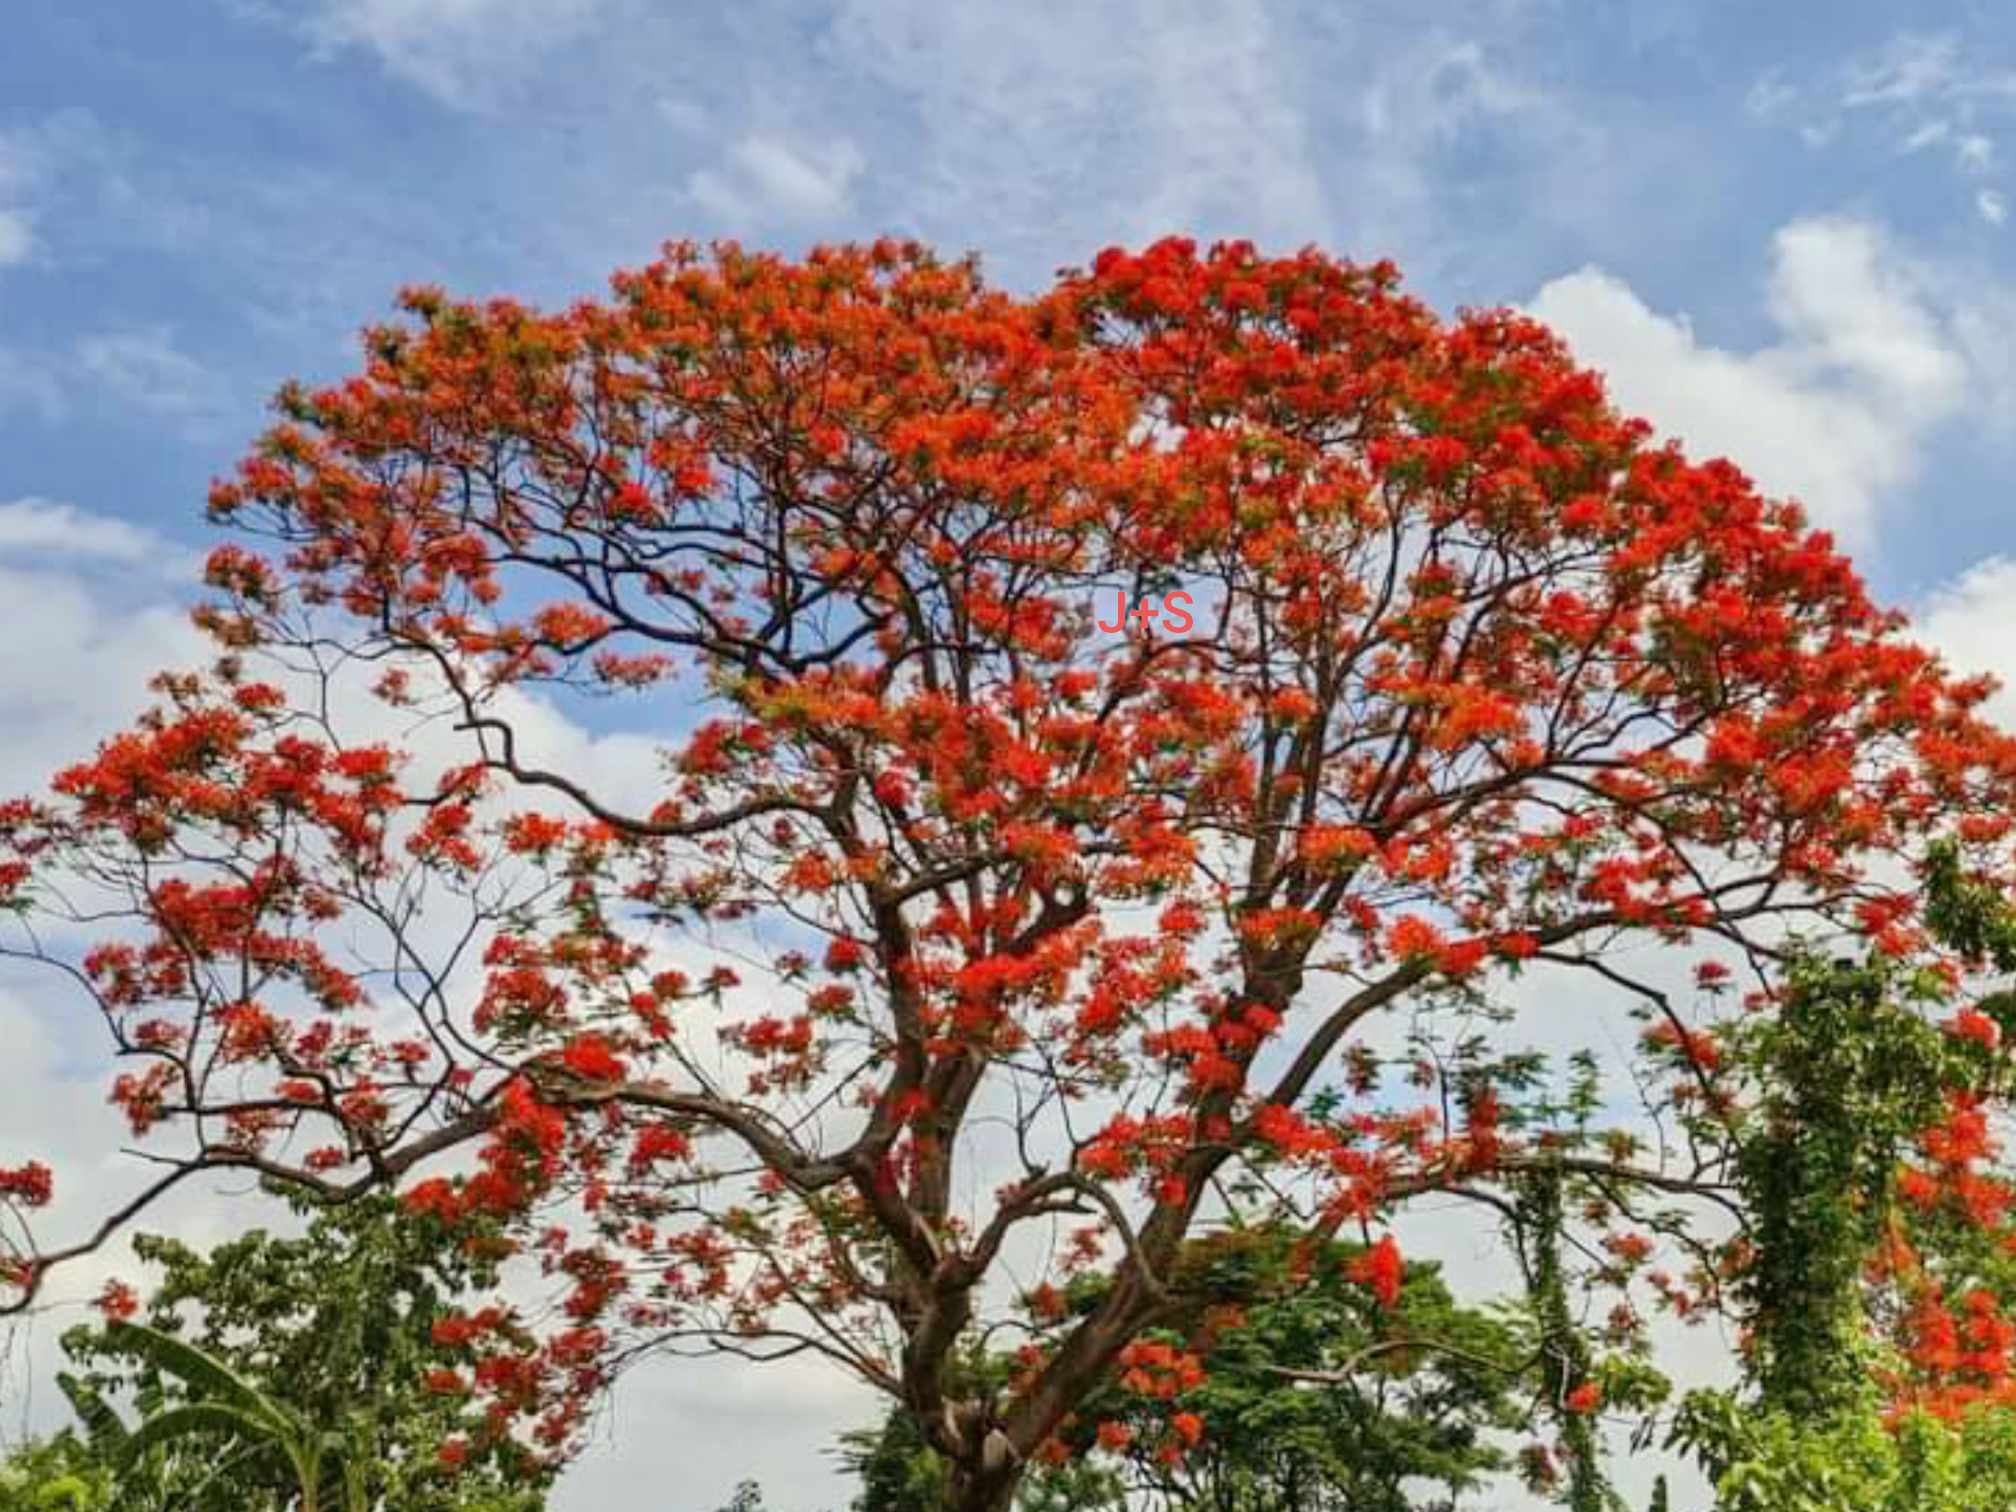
9;0;2016;1506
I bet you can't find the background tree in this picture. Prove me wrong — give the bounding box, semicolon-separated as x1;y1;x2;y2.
50;1196;549;1510
5;235;2016;1509
67;1319;381;1512
1029;1228;1528;1511
1653;846;2016;1509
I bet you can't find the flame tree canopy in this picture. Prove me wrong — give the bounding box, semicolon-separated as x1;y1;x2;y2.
6;236;2016;1510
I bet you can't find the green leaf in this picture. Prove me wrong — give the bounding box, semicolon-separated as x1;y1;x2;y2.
56;1372;129;1459
118;1402;280;1467
101;1321;296;1436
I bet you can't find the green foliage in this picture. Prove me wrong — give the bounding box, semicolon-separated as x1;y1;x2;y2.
1518;1164;1620;1512
1924;841;2016;977
50;1195;548;1510
0;1436;118;1512
837;1352;1123;1512
71;1319;383;1512
1671;1393;2016;1512
1662;857;2016;1509
1113;1239;1524;1511
840;1404;951;1511
1713;952;1958;1418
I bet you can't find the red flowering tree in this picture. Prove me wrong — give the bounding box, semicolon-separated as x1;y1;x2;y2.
5;237;2016;1510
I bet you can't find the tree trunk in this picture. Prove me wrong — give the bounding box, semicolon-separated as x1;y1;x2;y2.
943;1457;1021;1512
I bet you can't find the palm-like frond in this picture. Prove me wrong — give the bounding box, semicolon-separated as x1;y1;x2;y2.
102;1322;297;1434
57;1370;130;1459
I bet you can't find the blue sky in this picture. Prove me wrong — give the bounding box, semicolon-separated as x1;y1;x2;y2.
10;2;2016;1507
8;1;2016;599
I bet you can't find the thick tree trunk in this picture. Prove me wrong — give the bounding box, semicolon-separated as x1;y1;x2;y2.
944;1460;1021;1512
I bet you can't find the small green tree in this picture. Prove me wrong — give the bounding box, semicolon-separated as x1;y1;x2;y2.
55;1195;550;1510
64;1320;381;1511
1081;1231;1528;1512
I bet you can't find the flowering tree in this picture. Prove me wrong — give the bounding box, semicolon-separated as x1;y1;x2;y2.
5;236;2016;1510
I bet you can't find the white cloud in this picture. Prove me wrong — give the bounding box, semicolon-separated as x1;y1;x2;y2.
1745;70;1798;123
1756;31;2016;206
0;119;60;269
0;109;146;272
0;210;32;268
822;0;1333;256
1981;188;2010;225
688;136;867;224
1125;1;1330;241
1903;119;1952;154
1841;32;1972;110
0;567;203;786
1765;218;1966;416
0;326;239;434
296;0;610;108
1527;216;1967;545
0;348;63;423
0;498;192;571
563;1353;871;1511
0;532;218;1430
74;325;232;430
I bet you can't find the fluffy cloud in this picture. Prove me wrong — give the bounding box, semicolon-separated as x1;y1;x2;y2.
0;497;200;573
74;325;233;429
0;523;218;1428
822;0;1333;257
688;136;868;224
296;0;610;108
0;327;241;438
0;210;32;268
0;109;160;272
1527;216;1969;546
0;113;76;270
0;572;203;786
